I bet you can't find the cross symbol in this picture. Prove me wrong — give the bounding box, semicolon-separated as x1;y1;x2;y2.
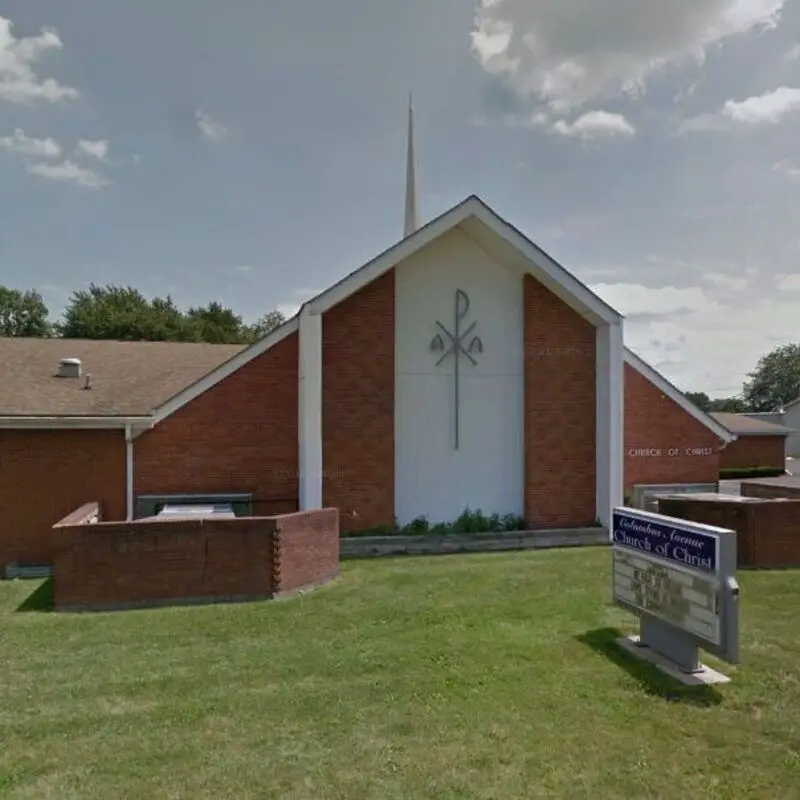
429;289;483;449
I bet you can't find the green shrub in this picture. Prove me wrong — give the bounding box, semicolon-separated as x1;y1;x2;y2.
719;467;787;480
342;508;527;538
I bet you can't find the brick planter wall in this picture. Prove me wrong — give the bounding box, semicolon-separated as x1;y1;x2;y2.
52;507;339;611
740;479;800;500
657;495;800;569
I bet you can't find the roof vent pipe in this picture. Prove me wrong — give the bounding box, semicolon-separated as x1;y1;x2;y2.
57;358;82;378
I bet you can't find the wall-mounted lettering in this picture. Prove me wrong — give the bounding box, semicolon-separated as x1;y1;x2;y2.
628;447;715;458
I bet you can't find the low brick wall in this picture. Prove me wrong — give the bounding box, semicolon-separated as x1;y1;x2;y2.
52;507;339;612
658;495;800;569
741;477;800;500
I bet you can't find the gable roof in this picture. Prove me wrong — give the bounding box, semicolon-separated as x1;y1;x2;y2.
0;338;245;427
308;194;622;326
151;195;624;423
624;348;737;443
710;412;792;437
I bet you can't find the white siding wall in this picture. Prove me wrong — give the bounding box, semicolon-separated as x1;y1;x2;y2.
394;228;524;525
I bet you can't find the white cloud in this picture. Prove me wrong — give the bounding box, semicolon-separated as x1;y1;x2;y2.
26;159;107;189
0;16;78;104
195;110;231;143
677;112;732;134
592;283;719;318
784;43;800;61
703;272;751;291
472;110;549;129
551;110;635;139
591;281;800;396
773;159;800;178
628;297;800;395
0;128;60;158
680;86;800;133
673;82;698;103
76;139;109;162
471;0;785;115
722;86;800;124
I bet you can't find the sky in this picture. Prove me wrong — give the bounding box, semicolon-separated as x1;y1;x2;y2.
2;1;800;397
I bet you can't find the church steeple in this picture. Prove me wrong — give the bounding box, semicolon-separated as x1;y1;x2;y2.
404;94;419;238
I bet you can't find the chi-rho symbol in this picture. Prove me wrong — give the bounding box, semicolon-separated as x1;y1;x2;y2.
429;288;484;450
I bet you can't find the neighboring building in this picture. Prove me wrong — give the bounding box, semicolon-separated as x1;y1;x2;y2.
711;412;791;471
778;400;800;457
742;411;785;427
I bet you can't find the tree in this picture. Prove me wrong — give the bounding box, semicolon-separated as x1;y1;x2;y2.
708;396;747;413
56;283;288;344
58;284;198;341
187;302;247;344
684;391;712;412
0;287;51;337
742;343;800;412
246;309;286;342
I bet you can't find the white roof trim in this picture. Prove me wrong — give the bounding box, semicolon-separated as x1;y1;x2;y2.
624;348;737;443
308;195;622;326
150;318;300;425
0;416;151;430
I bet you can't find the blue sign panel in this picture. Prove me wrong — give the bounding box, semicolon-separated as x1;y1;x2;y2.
612;509;718;574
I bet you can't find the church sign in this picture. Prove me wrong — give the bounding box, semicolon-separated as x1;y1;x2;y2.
611;506;740;680
430;289;483;450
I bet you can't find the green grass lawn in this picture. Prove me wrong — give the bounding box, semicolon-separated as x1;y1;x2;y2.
1;549;799;799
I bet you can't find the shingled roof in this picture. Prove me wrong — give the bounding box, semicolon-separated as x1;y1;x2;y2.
0;338;246;420
710;412;792;436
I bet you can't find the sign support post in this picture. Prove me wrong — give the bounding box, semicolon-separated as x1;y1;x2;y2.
638;616;702;673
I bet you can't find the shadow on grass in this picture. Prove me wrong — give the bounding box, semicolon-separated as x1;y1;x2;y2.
576;627;723;707
16;579;54;613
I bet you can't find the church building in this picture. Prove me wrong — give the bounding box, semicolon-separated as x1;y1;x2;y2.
0;102;735;569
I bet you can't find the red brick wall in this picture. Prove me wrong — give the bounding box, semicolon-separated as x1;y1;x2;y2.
273;508;341;596
0;430;125;567
52;508;339;611
624;363;721;491
741;480;800;499
719;435;786;471
523;275;596;528
658;496;800;569
134;333;299;516
322;270;395;530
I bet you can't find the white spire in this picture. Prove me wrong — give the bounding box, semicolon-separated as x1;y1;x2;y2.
404;94;419;238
